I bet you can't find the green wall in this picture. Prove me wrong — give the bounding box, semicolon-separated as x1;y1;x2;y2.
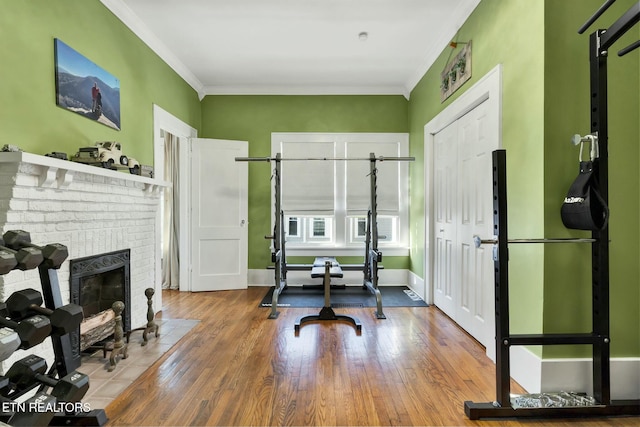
408;0;639;357
409;0;546;348
542;0;640;357
200;95;408;269
0;0;201;164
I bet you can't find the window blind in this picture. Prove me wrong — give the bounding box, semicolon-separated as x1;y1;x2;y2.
345;141;400;213
280;140;335;213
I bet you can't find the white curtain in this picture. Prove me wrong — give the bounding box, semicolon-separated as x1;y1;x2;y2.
161;131;180;290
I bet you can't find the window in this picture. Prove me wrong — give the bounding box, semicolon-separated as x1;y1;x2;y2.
288;217;299;237
348;216;397;244
312;218;325;237
272;133;409;255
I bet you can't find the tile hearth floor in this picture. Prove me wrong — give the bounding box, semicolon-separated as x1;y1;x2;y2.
78;319;199;411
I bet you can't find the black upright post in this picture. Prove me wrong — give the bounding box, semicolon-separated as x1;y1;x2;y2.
268;154;286;319
274;154;283;285
589;30;612;406
369;153;378;251
492;150;511;407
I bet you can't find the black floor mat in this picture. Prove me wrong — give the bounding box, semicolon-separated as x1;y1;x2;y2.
259;286;428;308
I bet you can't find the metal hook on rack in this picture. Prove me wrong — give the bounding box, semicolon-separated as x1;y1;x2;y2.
572;133;599;161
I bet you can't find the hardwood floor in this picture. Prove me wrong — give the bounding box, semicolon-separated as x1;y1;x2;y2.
105;288;639;426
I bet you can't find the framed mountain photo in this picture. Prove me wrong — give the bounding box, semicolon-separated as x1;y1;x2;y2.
54;38;121;130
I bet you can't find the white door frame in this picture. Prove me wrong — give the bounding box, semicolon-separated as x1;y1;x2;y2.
423;64;503;306
153;105;198;293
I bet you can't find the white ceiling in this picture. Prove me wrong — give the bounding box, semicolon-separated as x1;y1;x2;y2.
101;0;480;99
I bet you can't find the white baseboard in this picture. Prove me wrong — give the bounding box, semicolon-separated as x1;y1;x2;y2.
248;268;410;287
511;347;640;399
510;346;543;393
407;271;426;302
248;269;273;286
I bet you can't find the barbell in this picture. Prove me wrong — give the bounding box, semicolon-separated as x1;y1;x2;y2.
473;235;597;248
235;156;415;162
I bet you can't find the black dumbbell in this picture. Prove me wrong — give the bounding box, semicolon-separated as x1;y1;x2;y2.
4;391;57;427
0;315;51;349
0;239;43;271
2;230;68;270
0;248;18;275
5;289;83;336
5;355;89;403
0;328;21;362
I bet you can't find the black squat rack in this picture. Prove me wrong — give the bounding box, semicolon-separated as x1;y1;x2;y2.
236;153;414;323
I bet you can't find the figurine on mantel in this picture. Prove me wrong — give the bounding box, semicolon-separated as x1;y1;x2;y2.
72;141;142;175
1;144;22;152
45;152;69;160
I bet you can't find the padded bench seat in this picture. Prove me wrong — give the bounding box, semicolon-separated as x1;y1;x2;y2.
310;257;343;278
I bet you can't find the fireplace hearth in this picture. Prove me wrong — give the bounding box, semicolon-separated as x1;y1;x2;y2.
70;249;131;355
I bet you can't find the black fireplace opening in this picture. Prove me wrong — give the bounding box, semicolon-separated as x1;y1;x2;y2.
70;249;131;357
80;267;126;318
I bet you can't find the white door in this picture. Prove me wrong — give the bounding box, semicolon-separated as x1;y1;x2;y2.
455;101;494;349
190;138;248;292
433;123;458;319
432;100;496;353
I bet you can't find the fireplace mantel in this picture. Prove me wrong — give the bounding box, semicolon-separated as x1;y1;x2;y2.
0;151;169;193
0;151;170;371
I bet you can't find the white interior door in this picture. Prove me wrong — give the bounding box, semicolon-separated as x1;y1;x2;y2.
190;138;248;292
432;100;496;353
433;123;458;319
455;101;494;349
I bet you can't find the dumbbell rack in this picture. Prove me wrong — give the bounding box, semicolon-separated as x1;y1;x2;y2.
0;245;107;425
37;265;108;426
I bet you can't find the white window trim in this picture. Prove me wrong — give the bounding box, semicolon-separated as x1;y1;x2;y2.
272;132;410;257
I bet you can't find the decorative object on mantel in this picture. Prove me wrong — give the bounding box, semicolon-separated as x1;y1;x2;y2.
140;164;154;178
72;141;142;175
440;40;472;102
54;38;121;131
126;288;160;346
1;144;22;152
45;152;69;160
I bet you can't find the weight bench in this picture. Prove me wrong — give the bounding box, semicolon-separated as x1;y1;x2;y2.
294;257;362;332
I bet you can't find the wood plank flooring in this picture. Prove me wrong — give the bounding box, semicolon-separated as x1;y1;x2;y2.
105;288;640;426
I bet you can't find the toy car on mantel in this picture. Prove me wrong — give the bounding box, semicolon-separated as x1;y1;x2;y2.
72;141;141;175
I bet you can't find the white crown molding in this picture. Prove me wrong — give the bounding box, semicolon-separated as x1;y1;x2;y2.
99;0;206;99
202;84;410;99
404;0;481;95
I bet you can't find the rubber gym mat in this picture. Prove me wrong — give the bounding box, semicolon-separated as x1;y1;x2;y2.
259;285;428;308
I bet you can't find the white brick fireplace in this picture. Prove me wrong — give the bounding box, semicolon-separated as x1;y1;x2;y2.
0;152;169;370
